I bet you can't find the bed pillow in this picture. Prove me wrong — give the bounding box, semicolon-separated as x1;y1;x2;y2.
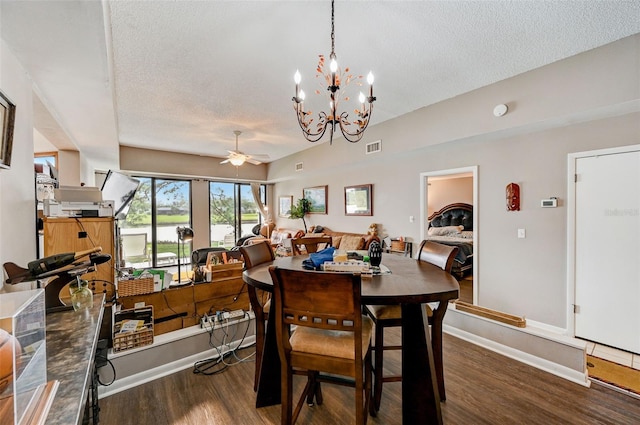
428;225;464;236
459;230;474;239
339;235;365;250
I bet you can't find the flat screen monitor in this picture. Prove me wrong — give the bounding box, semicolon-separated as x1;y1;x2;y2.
100;170;140;220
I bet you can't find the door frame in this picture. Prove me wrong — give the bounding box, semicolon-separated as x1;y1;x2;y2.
566;143;640;337
420;165;478;305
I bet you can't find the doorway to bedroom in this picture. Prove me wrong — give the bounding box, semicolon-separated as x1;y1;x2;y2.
420;166;478;305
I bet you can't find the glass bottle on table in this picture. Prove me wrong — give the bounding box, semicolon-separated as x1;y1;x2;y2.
69;276;94;311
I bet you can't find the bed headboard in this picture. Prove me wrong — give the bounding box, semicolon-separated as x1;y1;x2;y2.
428;203;473;231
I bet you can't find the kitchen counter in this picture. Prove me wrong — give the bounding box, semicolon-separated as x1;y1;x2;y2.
45;295;104;425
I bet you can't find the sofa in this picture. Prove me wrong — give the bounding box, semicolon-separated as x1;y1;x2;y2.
238;227;304;248
269;228;304;245
308;225;380;251
240;225;381;253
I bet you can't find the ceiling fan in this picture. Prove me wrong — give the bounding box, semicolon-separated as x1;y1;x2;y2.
220;130;269;166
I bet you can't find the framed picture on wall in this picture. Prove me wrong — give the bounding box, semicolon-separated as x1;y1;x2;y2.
303;185;328;214
0;90;16;169
345;184;373;216
279;195;293;217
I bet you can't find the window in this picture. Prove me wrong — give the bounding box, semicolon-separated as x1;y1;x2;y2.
209;182;266;247
121;177;192;268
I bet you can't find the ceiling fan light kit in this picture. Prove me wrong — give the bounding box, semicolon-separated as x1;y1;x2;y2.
292;0;376;145
220;130;268;167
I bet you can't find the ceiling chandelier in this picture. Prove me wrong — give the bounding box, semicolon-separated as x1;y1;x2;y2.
292;0;376;144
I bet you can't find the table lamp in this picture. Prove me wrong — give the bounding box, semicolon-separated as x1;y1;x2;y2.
176;226;194;284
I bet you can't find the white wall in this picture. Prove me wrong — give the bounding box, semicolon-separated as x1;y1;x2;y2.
267;34;640;330
0;39;37;291
58;149;80;186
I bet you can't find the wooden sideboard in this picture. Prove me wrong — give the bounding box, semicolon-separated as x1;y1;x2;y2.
117;264;248;335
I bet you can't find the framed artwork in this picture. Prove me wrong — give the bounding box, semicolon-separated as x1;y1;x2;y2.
345;184;373;216
279;195;293;217
0;90;16;169
303;185;328;214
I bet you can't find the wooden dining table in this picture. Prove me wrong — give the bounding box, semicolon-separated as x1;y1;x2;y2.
243;254;459;425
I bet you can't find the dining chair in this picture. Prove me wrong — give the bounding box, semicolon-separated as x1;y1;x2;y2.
239;240;275;392
363;240;459;413
290;236;333;255
269;266;373;425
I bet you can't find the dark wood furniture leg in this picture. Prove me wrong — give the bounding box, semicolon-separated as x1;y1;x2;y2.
401;303;442;425
255;295;281;407
430;301;449;401
247;286;265;392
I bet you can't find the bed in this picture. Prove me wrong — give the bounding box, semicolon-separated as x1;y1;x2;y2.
426;203;473;278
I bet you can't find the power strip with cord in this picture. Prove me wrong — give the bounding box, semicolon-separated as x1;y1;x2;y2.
200;309;246;329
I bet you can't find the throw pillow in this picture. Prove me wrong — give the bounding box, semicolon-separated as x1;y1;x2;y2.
339;235;365;250
332;235;343;249
428;225;463;236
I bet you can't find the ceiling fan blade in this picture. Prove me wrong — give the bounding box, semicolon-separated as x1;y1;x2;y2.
220;159;230;164
246;157;263;165
248;153;270;159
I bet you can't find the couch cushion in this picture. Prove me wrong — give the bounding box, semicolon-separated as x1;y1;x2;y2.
332;235;343;249
339;235;365;250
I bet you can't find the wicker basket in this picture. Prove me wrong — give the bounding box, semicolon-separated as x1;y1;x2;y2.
118;277;155;297
113;306;154;352
390;240;406;252
112;328;154;352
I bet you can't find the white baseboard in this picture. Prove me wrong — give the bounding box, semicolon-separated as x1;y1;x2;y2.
444;307;589;387
98;335;256;399
99;308;591;399
98;313;256;399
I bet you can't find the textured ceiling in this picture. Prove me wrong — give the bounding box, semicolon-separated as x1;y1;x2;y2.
2;1;639;171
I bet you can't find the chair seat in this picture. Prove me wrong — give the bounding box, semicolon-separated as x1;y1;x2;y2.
291;316;373;360
365;304;433;321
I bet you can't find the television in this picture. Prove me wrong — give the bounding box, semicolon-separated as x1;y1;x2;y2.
100;170;140;220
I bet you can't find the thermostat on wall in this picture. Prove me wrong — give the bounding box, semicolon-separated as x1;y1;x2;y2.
541;198;558;208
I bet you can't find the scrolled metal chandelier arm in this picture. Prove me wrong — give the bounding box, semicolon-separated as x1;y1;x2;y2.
292;0;376;144
292;101;332;143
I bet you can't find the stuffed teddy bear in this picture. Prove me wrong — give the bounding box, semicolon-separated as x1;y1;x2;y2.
367;223;378;237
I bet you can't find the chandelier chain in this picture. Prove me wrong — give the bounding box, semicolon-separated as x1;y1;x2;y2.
330;0;335;57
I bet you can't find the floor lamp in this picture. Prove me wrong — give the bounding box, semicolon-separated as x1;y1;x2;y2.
176;226;194;283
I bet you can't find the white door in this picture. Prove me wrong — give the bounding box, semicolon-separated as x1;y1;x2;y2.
574;150;640;353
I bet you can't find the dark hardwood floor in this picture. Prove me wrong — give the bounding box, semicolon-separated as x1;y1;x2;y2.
99;331;640;424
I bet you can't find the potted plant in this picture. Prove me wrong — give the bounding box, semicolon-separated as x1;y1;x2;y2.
289;198;312;233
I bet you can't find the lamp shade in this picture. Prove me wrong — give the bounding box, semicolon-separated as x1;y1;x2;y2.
229;157;245;166
177;226;194;241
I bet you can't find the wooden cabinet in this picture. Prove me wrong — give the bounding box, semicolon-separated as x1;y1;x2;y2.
43;217;116;301
117;264;248;336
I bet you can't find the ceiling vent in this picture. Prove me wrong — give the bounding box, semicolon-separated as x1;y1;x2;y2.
295;162;303;172
366;140;381;154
